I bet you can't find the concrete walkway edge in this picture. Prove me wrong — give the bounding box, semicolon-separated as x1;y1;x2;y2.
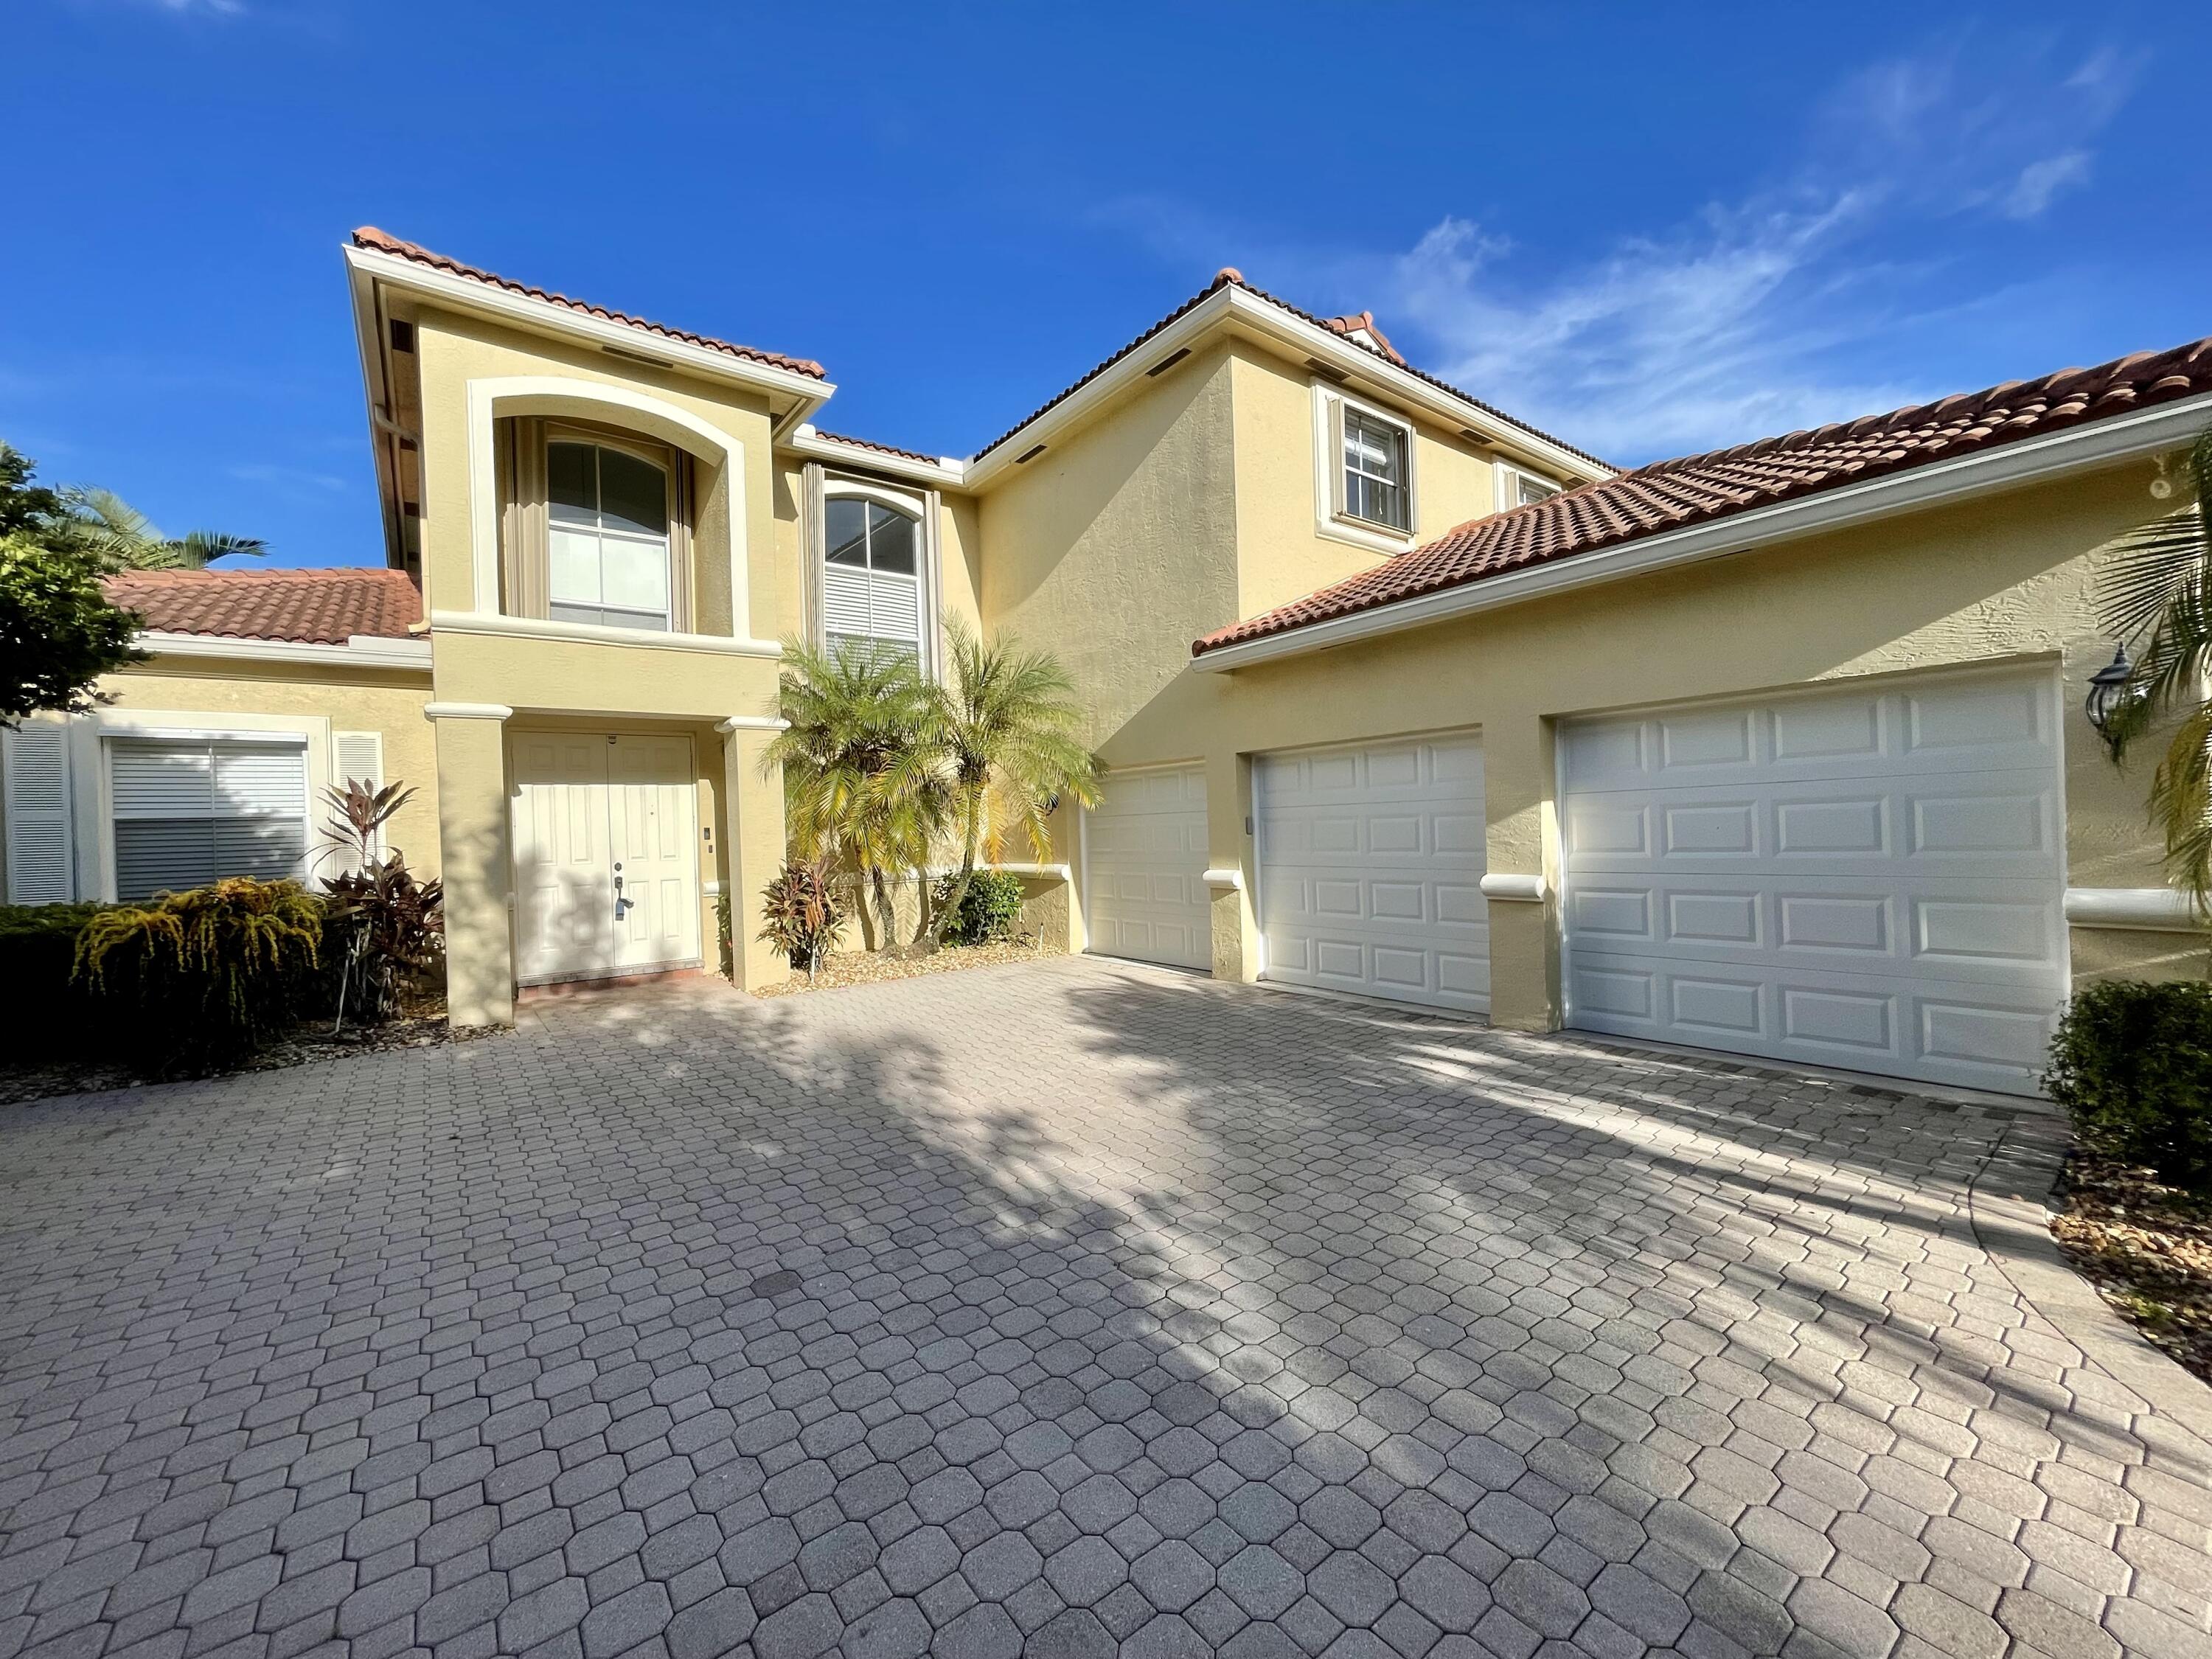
1967;1114;2212;1445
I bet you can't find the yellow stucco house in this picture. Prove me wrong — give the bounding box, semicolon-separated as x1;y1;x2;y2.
4;226;2206;1096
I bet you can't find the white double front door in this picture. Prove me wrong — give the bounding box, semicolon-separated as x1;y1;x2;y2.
512;732;702;985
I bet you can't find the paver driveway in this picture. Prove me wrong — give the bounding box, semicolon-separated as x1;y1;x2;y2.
4;957;2210;1659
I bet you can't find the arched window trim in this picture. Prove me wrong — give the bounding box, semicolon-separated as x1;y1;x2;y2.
813;470;941;675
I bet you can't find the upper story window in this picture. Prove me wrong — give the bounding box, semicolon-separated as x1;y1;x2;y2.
498;419;695;633
822;492;924;659
548;439;672;631
1500;465;1561;512
1340;406;1411;532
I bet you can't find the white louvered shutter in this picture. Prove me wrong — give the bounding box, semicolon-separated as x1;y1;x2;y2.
333;731;386;860
3;720;75;904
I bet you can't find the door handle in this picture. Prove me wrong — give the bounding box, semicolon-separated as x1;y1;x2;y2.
613;862;633;919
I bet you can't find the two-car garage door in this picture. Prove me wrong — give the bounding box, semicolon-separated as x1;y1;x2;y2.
1559;669;2067;1094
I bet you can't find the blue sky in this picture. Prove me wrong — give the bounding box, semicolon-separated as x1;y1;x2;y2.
6;1;2208;570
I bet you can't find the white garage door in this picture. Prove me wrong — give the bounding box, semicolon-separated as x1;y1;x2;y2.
1559;669;2067;1093
1084;762;1211;970
1256;734;1488;1014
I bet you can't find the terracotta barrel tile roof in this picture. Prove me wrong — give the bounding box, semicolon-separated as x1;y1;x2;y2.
1194;333;2212;657
812;430;945;465
352;227;827;380
105;567;423;645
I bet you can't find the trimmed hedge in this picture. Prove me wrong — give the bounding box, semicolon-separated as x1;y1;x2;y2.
0;902;109;1058
2045;978;2212;1188
931;869;1026;945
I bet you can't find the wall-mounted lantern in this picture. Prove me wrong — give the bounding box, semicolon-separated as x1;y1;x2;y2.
2084;642;2136;737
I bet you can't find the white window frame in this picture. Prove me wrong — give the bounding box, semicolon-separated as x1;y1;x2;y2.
66;709;338;902
544;426;678;634
1495;460;1562;514
818;476;940;677
1312;383;1419;554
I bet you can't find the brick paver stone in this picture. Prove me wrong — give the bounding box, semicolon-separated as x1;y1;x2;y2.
2;956;2209;1657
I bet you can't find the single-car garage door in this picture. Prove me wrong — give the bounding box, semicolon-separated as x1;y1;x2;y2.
1084;762;1211;970
1559;668;2067;1093
1256;733;1489;1014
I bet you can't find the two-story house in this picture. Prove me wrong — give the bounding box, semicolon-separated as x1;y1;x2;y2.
5;226;2207;1096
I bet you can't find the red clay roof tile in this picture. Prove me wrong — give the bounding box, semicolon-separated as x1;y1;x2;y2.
811;431;945;466
106;567;423;645
1194;333;2212;658
352;227;827;380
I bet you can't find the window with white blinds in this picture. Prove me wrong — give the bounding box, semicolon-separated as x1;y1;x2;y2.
823;494;922;657
109;737;310;900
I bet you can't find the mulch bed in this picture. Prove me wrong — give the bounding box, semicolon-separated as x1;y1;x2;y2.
0;1004;498;1107
759;939;1060;997
2051;1149;2212;1384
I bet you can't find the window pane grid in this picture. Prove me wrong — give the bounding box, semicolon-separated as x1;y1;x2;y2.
821;495;925;651
546;441;672;632
1342;408;1409;530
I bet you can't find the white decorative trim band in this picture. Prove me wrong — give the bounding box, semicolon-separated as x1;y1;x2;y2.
991;863;1073;881
716;714;790;734
137;630;433;670
423;702;513;721
702;880;724;897
1201;868;1245;890
428;611;782;659
2064;887;2205;932
1479;872;1547;902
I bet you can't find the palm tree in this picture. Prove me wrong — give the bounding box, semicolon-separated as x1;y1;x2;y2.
919;619;1102;950
762;639;947;953
55;487;267;569
2098;428;2212;914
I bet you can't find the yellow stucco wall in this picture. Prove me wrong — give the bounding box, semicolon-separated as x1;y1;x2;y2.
0;658;435;902
977;341;1242;754
1225;343;1505;622
1015;458;2202;1025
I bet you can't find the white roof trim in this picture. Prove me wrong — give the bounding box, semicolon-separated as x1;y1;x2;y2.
1194;388;2212;673
136;630;433;670
785;425;967;487
344;243;835;408
964;283;1610;491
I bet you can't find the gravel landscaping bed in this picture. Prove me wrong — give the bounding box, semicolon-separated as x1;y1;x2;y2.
758;938;1060;995
2052;1148;2212;1383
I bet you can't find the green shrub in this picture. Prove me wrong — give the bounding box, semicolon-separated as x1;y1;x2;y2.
759;860;843;978
73;877;326;1074
2045;979;2212;1187
931;869;1026;945
0;902;111;1057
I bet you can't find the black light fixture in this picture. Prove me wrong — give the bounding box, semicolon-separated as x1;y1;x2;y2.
2084;641;2135;735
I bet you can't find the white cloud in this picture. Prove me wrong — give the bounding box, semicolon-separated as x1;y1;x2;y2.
2002;152;2093;220
1369;41;2140;465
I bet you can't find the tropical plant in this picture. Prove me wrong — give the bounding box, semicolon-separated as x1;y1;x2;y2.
51;487;268;570
0;442;64;538
72;877;324;1073
918;619;1101;949
759;858;845;979
930;868;1026;946
1;531;145;724
762;639;948;951
316;779;442;1027
2097;429;2212;914
2046;979;2212;1189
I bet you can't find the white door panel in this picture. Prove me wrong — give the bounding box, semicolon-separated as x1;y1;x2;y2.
1256;733;1487;1015
1085;762;1210;970
1561;669;2066;1093
513;732;701;986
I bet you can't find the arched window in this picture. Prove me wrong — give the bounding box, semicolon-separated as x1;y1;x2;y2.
822;493;922;656
547;439;672;631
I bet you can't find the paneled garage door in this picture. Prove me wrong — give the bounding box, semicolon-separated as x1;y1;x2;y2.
1559;669;2067;1093
1084;762;1211;970
1256;734;1489;1014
